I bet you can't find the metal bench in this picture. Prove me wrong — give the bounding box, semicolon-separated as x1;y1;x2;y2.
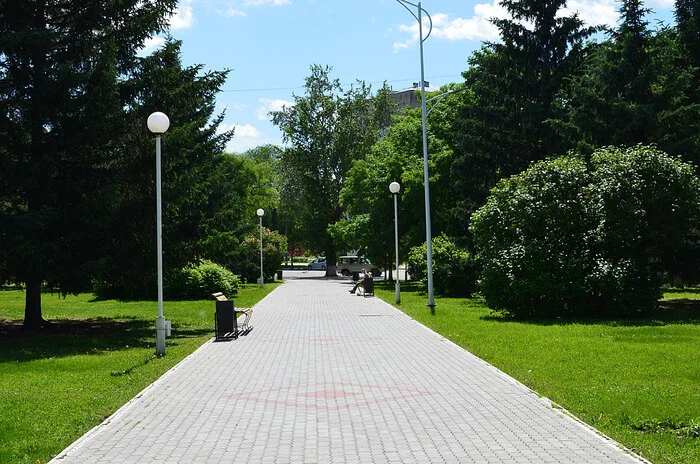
212;292;253;340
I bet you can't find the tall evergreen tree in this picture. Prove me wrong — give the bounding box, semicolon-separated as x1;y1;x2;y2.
556;0;699;164
667;0;700;163
94;39;232;299
0;0;176;328
450;0;596;235
675;0;700;70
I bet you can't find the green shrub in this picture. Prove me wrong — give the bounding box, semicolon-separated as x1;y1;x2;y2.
470;145;700;318
407;234;478;297
165;260;239;300
201;227;287;284
470;156;595;316
234;228;287;284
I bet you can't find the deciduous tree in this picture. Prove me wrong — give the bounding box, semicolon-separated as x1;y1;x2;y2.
271;66;393;274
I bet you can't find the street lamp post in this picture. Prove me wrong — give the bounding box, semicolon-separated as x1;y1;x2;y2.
389;182;401;304
395;0;436;312
256;208;265;288
147;111;170;356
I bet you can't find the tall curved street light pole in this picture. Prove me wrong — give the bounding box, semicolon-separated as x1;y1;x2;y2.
395;0;436;312
147;111;170;356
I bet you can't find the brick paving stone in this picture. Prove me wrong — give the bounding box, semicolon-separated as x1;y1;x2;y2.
51;272;649;463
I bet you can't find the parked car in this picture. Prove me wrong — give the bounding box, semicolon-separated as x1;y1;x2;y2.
336;255;382;277
307;257;327;270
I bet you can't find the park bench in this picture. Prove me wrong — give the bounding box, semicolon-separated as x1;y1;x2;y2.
212;292;253;341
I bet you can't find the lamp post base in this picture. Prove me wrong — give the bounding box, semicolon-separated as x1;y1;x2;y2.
395;282;401;304
156;315;166;356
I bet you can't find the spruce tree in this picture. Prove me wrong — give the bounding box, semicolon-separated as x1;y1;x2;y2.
669;0;700;164
557;0;698;164
0;0;176;328
675;0;700;70
94;39;232;300
451;0;596;231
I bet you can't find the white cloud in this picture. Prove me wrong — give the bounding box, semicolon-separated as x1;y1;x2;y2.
139;36;166;55
392;0;667;51
223;8;247;17
169;2;196;30
236;123;262;138
256;98;293;120
242;0;291;6
560;0;618;28
217;123;278;153
393;1;506;51
218;122;262;138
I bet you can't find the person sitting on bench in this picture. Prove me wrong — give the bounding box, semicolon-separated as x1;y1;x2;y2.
349;271;371;294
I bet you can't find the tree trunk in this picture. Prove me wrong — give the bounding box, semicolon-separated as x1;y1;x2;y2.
325;242;337;277
23;280;44;329
23;4;47;331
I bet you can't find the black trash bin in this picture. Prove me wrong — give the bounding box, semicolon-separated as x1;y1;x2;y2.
215;300;237;340
276;269;283;280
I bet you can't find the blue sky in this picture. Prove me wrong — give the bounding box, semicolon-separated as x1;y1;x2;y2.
143;0;677;153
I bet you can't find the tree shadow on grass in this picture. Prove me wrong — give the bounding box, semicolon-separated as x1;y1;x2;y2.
0;317;210;363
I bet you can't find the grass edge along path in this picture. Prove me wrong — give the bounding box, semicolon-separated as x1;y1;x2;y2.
0;283;280;464
374;283;700;464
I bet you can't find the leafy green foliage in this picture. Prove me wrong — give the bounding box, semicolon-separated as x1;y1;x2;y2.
237;145;282;230
331;134;419;272
333;105;460;271
471;156;593;316
164;260;239;300
227;227;287;284
271;66;396;272
471;146;700;318
407;234;478;297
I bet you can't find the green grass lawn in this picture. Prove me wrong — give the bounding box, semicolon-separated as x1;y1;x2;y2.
374;282;700;464
0;283;279;464
2;281;698;464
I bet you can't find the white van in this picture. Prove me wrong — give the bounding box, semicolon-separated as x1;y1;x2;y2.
336;256;382;277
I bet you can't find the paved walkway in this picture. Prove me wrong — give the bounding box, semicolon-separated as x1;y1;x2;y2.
52;272;647;463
